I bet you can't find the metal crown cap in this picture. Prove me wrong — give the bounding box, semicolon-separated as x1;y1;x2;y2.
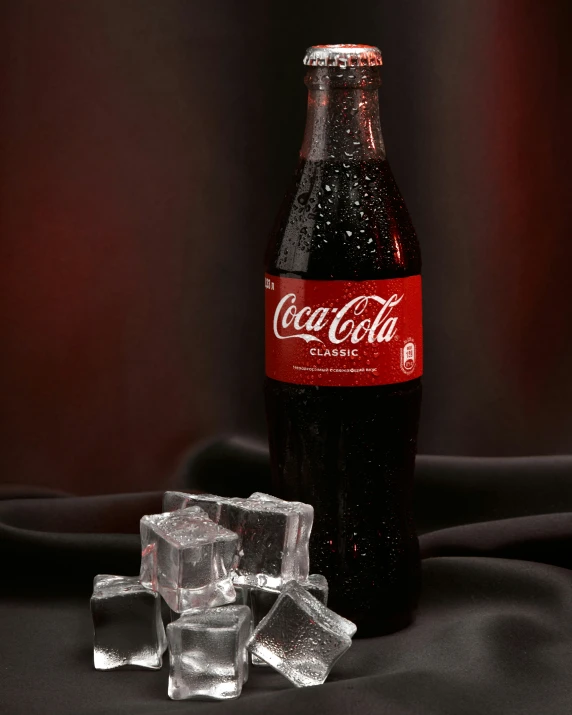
303;44;382;68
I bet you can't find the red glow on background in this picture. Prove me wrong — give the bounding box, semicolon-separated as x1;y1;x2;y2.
485;1;570;413
0;4;203;494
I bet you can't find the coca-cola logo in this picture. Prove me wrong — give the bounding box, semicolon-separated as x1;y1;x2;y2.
273;293;403;346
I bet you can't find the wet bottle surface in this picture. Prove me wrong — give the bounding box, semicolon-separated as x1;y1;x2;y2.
264;46;422;636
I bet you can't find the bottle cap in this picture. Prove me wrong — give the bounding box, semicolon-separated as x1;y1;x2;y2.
303;44;382;68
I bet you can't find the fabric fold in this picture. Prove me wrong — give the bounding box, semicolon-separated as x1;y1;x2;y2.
2;438;572;714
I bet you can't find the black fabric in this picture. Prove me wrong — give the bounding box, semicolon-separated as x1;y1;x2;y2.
2;439;572;714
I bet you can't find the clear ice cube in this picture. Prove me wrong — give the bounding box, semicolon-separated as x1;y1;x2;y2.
169;584;248;623
248;492;280;501
300;573;329;604
248;492;313;574
227;494;313;588
162;491;233;523
161;491;314;589
90;575;166;670
140;507;238;612
247;580;356;686
242;574;329;666
245;586;279;667
232;583;250;607
167;606;251;700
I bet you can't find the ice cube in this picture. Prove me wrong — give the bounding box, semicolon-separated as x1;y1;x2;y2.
90;575;166;670
244;586;279;667
162;491;314;589
162;491;233;522
248;492;280;501
244;574;329;666
169;581;251;624
232;583;250;607
140;507;238;612
301;573;329;604
248;492;313;573
247;580;356;686
227;494;313;588
167;606;251;700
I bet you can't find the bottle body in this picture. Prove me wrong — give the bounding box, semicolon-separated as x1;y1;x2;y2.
264;53;422;636
265;378;420;634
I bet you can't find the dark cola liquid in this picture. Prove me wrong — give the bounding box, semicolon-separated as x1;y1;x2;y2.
265;157;422;636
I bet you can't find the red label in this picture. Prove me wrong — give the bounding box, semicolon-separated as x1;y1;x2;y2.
265;274;423;387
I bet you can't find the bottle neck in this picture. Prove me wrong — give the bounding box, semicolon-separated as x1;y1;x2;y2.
301;66;386;162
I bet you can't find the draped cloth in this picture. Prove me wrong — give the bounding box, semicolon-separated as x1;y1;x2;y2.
2;439;572;714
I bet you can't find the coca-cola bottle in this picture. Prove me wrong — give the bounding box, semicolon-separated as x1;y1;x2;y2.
264;45;422;636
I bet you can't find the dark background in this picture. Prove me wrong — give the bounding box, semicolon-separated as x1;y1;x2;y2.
1;1;571;495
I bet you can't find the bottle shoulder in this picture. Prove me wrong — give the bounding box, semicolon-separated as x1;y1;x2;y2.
265;158;421;280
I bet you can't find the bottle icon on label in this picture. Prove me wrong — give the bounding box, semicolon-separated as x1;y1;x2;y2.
401;341;416;373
